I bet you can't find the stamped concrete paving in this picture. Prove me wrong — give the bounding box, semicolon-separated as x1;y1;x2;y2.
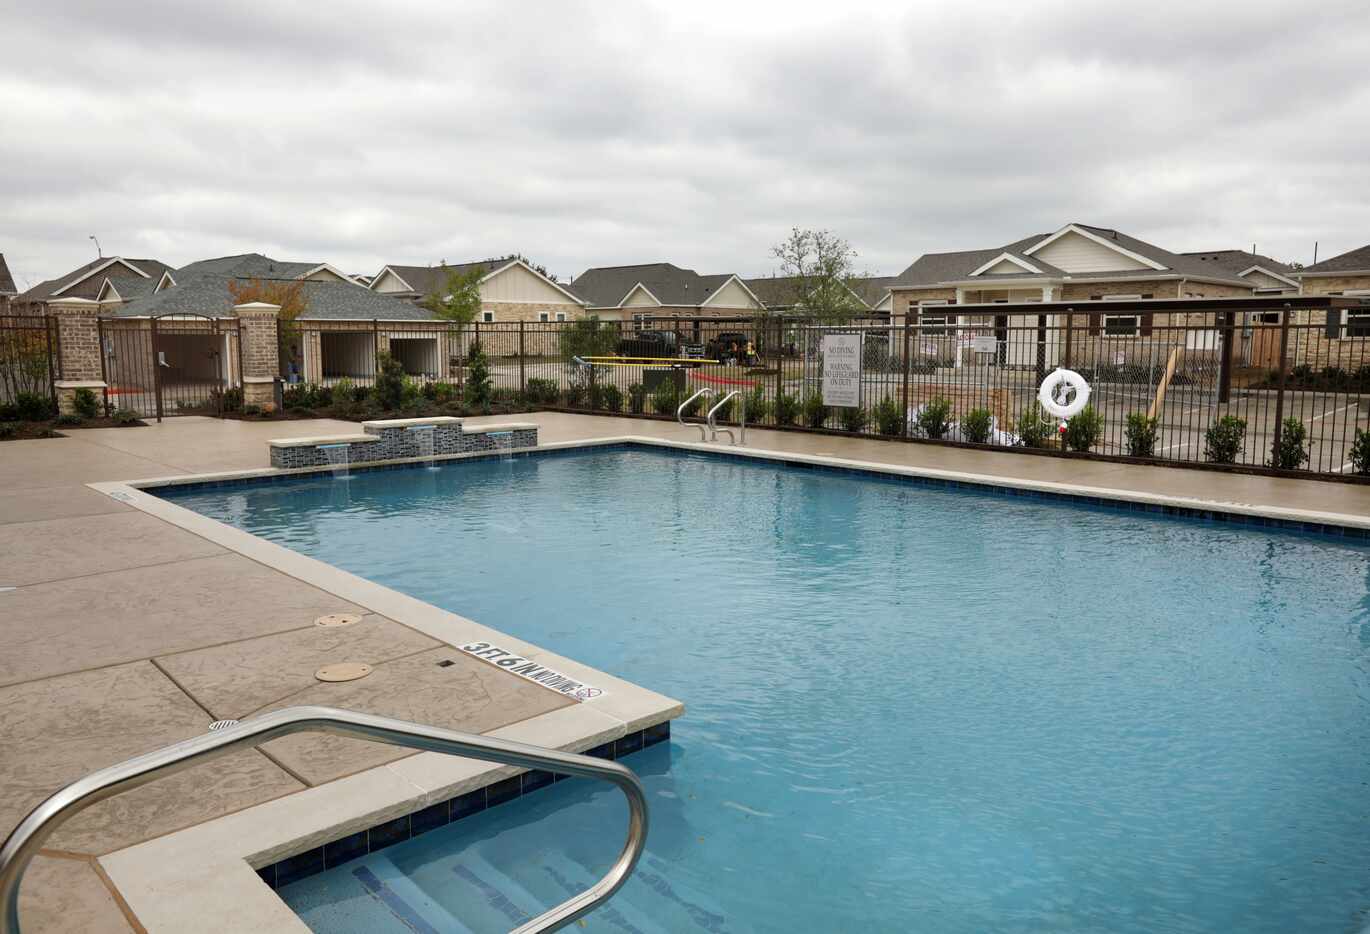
3;412;1364;932
0;418;574;932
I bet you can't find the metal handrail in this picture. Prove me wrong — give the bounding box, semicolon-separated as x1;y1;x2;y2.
707;391;739;444
676;387;713;440
0;706;649;934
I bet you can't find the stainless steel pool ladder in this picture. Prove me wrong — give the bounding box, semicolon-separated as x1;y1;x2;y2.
677;387;713;440
0;706;649;934
707;390;745;445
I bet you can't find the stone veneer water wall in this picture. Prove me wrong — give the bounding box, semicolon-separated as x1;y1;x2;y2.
268;417;539;470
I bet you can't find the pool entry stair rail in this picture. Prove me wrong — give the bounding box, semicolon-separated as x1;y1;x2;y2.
0;706;650;934
677;387;714;440
708;390;745;445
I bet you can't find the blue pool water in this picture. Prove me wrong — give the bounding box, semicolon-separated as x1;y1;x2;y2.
161;447;1370;933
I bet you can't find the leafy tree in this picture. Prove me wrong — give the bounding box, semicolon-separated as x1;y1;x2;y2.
421;264;485;326
770;228;867;322
559;316;618;360
465;348;493;405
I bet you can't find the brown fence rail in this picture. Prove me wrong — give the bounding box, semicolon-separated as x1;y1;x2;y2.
0;315;57;413
285;300;1370;480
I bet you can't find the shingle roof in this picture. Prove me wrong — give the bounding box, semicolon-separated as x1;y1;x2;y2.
741;274;895;309
1180;249;1293;276
1298;244;1370;274
0;254;15;296
373;259;514;298
570;263;744;308
116;254;433;321
891;224;1251;289
14;257;173;303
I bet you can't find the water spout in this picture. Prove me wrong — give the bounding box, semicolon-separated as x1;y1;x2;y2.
488;430;515;463
406;425;438;470
317;443;350;480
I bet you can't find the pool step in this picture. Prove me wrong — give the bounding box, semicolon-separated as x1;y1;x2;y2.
286;852;474;934
533;851;669;934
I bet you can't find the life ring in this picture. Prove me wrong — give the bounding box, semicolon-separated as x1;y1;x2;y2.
1038;368;1091;418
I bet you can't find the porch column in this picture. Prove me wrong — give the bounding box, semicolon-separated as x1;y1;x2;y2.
1041;286;1055;302
48;297;107;414
234;301;280;410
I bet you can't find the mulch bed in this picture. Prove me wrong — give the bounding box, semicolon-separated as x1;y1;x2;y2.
0;416;146;441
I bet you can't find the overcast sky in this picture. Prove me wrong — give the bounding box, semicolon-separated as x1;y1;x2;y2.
2;0;1367;289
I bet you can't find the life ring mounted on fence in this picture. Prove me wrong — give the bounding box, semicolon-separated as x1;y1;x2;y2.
1038;367;1091;419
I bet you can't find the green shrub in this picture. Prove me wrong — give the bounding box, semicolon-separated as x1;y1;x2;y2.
1124;413;1159;458
960;407;993;444
1063;405;1104;452
72;387;100;419
524;378;559;405
0;403;16;421
743;387;769;423
1015;408;1050;448
801;393;828;429
711;393;736;423
464;349;493;406
915;397;953;440
650;383;681;415
0;423;15;439
242;403;263;416
564;383;588;408
15;391;54;422
1350;428;1370;475
111;407;141;426
220;386;244;413
627;383;646;414
873;397;904;435
838;405;869;433
55;412;83;426
1270;417;1309;470
774;392;800;426
1204;415;1247;464
374;354;407;410
597;384;624;413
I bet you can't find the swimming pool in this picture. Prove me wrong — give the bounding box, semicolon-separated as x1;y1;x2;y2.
161;445;1370;933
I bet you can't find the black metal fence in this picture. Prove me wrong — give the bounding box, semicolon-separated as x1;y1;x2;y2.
283;300;1370;479
0;315;57;411
99;314;244;419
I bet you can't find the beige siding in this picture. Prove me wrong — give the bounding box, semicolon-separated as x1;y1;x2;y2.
1242;269;1292;290
1031;231;1151;273
303;268;350;283
621;285;661;308
481;263;580;305
371;269;414;294
980;258;1032;275
702;278;763;310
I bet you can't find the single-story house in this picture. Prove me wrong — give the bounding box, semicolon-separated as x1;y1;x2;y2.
1180;249;1299;295
1292;243;1370;349
368;257;587;324
0;253;16;312
569;263;766;324
12;256;175;314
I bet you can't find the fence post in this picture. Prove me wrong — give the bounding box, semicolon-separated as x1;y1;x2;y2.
900;315;912;436
373;319;380;377
1217;309;1235;404
150;315;164;422
47;298;107;416
45;315;58;409
233;302;281;411
519;320;526;394
1271;302;1292;457
1063;309;1074;369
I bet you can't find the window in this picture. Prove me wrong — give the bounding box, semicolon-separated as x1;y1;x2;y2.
918;300;950;335
555;312;567;322
538;312;549;322
1103;315;1140;337
1346;310;1370;338
1256;311;1281;325
481;311;494;323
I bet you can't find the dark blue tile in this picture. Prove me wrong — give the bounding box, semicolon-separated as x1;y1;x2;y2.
486;775;522;808
410;801;450;836
255;864;277;889
274;846;325;888
643;720;671;747
323;830;368;868
521;769;554;794
587;742;616;760
615;731;644;757
368;815;411;851
449;787;487;821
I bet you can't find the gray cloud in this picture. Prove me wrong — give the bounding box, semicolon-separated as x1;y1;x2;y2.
1;0;1366;290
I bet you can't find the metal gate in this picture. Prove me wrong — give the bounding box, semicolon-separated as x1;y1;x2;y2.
98;314;243;420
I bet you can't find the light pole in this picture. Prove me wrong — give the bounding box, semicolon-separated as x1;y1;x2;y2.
89;235;101;258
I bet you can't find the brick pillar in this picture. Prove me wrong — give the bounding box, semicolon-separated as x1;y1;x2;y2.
48;297;107;414
234;301;281;410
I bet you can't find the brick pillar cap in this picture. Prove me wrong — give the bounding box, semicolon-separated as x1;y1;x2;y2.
234;301;281;313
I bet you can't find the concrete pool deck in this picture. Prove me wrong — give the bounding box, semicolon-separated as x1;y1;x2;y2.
1;412;1367;932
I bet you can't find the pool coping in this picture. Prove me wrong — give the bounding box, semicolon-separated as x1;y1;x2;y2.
88;434;1369;932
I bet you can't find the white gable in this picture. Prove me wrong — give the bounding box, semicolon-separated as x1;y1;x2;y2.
621;284;661;307
302;266;349;283
1242;269;1291;289
1030;230;1151;273
982;258;1032;275
372;269;413;293
481;263;580;304
702;278;762;309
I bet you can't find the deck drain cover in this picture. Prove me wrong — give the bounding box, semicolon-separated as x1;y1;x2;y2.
315;613;363;628
315;662;372;683
208;720;240;732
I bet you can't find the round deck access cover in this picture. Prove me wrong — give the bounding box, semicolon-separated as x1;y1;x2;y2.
315;613;363;628
315;662;372;682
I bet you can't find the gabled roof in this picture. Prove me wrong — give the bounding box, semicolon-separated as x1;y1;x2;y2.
117;252;433;321
1181;249;1293;276
15;257;173;303
742;274;893;311
570;263;758;309
370;257;585;305
1296;244;1370;276
891;224;1252;290
96;275;159;303
0;254;15;296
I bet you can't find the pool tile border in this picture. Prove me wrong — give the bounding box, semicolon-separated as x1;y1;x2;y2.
257;723;669;891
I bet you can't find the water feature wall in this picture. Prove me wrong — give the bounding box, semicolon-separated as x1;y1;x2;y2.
268;418;538;470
